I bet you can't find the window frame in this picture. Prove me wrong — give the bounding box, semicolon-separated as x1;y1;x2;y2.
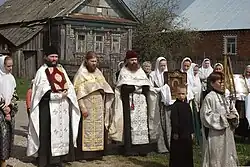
75;31;87;53
94;34;104;53
111;34;121;53
223;35;237;55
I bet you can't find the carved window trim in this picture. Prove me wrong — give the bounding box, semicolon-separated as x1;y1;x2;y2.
111;34;121;53
94;33;104;53
75;31;87;53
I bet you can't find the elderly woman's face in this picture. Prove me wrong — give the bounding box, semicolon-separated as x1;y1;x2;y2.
143;64;151;73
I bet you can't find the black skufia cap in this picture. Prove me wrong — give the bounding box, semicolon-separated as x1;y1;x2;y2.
44;45;58;56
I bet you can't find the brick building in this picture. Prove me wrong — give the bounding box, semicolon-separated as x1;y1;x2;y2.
175;0;250;73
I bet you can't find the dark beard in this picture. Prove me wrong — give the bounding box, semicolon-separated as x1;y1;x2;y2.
127;63;139;71
86;65;96;73
45;60;58;67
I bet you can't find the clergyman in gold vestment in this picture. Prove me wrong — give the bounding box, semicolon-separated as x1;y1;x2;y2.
73;51;114;160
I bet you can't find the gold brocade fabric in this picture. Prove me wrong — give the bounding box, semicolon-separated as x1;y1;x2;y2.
80;91;104;151
73;64;114;151
73;65;113;100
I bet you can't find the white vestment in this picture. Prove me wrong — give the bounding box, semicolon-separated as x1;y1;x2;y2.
109;67;153;144
27;64;81;157
200;91;239;167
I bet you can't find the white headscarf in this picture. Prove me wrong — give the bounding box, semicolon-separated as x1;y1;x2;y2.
0;55;16;105
180;57;194;101
180;57;192;73
152;57;168;87
190;63;202;102
199;58;213;78
214;63;224;70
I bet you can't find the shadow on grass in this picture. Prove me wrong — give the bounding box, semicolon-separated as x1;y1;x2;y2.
14;129;27;138
128;157;167;167
11;144;35;164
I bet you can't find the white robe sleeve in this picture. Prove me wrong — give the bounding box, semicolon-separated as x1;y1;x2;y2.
160;84;172;106
200;96;229;130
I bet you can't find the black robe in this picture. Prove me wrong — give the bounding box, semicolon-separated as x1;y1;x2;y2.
120;84;153;156
235;100;250;138
170;99;194;167
38;90;74;167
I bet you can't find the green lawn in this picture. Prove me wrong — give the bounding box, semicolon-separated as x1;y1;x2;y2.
73;141;250;167
16;78;29;100
122;141;250;167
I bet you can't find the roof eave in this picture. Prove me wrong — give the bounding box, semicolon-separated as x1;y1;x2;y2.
58;16;138;26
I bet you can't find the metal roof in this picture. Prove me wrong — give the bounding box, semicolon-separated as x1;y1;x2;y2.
175;0;250;31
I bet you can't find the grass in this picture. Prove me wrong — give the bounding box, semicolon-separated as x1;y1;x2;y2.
68;141;249;167
16;78;29;100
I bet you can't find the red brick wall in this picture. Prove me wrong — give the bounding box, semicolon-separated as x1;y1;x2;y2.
193;30;250;59
190;30;250;73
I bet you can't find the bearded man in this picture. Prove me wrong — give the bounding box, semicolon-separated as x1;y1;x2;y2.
109;50;153;156
73;51;114;160
27;45;81;167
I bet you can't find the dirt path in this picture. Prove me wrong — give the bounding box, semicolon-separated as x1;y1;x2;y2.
9;101;167;167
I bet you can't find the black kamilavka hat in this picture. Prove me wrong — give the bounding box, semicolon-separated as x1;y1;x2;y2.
44;45;58;56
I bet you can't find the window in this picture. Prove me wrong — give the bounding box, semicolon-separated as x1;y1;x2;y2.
94;35;104;53
111;35;121;53
223;36;237;55
76;33;86;53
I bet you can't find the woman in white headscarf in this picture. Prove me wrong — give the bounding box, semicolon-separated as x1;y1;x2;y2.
213;63;223;73
199;58;213;98
180;57;194;101
190;64;202;109
190;63;202;145
0;55;18;167
149;57;172;153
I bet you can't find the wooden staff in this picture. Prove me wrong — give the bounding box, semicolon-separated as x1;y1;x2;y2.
223;54;236;109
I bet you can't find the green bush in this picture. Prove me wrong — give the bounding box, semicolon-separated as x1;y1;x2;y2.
16;78;29;100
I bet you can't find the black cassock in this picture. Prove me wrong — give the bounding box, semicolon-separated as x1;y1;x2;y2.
38;91;74;167
170;99;194;167
120;84;154;156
